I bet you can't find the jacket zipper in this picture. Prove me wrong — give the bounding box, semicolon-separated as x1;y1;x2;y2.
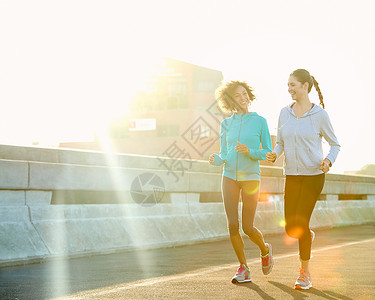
236;114;243;181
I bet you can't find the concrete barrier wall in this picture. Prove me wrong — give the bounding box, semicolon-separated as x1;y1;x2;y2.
0;144;374;266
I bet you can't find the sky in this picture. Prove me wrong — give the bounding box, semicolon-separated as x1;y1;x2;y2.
0;0;374;174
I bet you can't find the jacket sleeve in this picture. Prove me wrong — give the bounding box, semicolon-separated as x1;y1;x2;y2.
211;121;227;166
273;112;284;159
248;118;273;160
320;110;340;164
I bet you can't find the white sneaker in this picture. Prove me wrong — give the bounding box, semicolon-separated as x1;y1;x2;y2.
231;264;252;283
294;268;312;290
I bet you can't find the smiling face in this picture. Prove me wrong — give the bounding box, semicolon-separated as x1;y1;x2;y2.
288;75;309;101
232;85;250;112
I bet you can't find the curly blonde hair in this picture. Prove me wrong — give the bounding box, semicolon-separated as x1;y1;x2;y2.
215;80;256;114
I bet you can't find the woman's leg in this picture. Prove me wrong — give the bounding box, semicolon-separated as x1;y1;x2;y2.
222;176;246;265
296;174;325;262
284;174;325;273
284;175;303;240
240;181;268;255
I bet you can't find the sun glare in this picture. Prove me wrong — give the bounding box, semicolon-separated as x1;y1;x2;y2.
0;54;164;148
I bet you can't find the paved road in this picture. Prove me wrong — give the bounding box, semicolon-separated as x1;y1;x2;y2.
1;224;374;300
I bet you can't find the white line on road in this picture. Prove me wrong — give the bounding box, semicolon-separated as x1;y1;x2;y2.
59;238;375;299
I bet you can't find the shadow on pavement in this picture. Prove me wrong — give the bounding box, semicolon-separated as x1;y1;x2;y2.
322;290;354;300
268;281;308;299
269;281;353;300
236;282;276;300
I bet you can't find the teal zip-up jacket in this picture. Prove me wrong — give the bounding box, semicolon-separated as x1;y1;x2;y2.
212;112;272;181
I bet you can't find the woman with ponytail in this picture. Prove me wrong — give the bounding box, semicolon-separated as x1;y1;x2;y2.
266;69;340;290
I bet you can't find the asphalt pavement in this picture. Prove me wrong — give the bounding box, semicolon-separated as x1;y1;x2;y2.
1;224;374;300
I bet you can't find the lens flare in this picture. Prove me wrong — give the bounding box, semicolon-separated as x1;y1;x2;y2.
288;226;304;239
283;233;298;246
242;183;260;196
282;224;304;246
49;209;69;298
96;127;154;279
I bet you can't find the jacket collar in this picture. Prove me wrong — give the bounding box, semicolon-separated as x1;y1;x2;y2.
287;103;323;118
230;112;257;120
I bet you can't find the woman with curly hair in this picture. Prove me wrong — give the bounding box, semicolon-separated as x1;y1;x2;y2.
267;69;340;290
209;80;274;283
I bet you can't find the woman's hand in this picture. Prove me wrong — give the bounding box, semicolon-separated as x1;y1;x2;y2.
266;152;277;162
319;158;331;173
208;154;215;164
235;141;249;154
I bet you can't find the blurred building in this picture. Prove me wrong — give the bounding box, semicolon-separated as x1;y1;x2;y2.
59;58;282;167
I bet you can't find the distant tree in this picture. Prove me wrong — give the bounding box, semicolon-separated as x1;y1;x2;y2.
354;164;375;176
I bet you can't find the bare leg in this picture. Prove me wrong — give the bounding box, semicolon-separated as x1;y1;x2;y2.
222;176;247;266
301;259;310;273
241;181;268;255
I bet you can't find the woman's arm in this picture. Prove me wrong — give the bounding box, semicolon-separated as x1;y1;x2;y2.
211;121;227;166
273;114;284;159
247;118;273;160
320;110;340;166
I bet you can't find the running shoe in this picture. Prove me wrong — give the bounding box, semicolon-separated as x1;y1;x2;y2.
231;264;252;283
261;243;274;275
294;268;312;290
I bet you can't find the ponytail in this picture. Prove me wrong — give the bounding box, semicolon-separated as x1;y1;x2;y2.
311;76;324;109
290;69;325;109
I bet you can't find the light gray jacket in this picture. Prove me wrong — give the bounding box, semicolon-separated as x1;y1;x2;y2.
274;103;340;175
